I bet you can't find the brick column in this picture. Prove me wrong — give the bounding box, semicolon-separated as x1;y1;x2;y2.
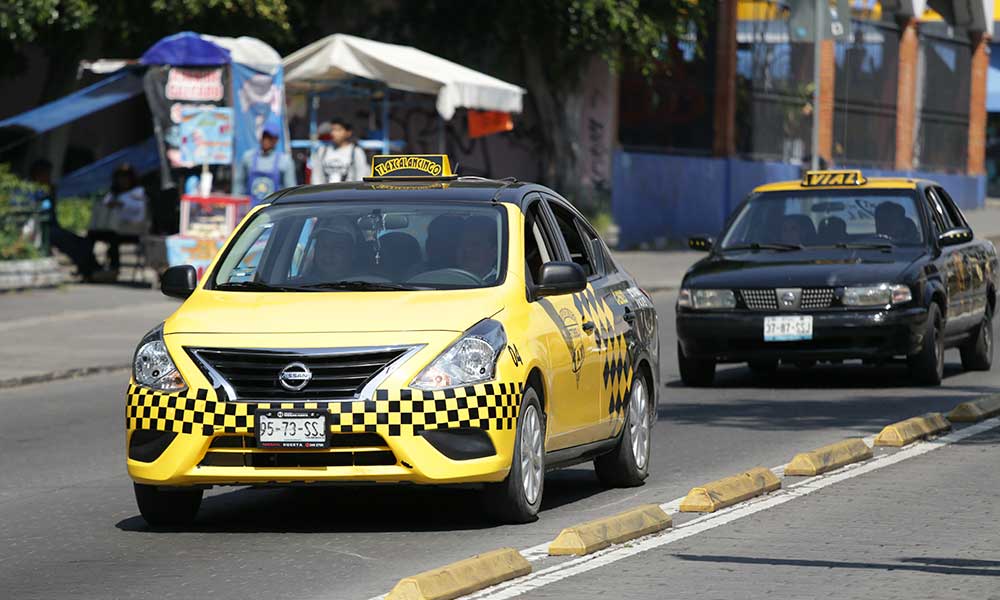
895;18;919;170
713;0;738;157
818;39;835;163
968;32;989;175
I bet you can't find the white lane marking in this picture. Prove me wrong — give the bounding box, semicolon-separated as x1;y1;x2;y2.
461;418;1000;599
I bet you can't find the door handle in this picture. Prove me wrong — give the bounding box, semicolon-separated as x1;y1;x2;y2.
582;321;596;334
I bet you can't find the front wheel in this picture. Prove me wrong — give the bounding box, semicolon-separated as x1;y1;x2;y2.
960;304;993;371
908;303;944;386
594;375;651;488
133;483;202;528
482;387;545;524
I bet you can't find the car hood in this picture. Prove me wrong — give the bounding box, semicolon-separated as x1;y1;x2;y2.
683;247;926;289
165;288;505;335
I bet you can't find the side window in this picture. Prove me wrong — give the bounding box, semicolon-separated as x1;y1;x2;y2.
925;188;950;235
935;187;969;231
523;199;557;285
576;217;615;277
547;200;597;277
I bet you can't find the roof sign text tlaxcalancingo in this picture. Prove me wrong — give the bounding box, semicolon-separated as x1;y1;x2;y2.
366;154;455;180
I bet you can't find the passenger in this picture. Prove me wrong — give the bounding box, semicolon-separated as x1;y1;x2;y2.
425;214;463;269
456;216;499;281
875;202;919;243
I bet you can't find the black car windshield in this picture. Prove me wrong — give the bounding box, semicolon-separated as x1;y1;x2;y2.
721;190;925;250
211;201;507;291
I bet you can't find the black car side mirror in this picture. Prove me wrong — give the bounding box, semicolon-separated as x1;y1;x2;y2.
536;262;587;297
161;265;198;299
689;236;714;252
938;227;973;247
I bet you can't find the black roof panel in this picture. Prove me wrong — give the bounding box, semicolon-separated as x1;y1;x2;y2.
269;178;544;208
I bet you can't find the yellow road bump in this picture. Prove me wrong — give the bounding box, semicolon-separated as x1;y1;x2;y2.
548;504;672;556
784;438;873;477
678;467;781;513
386;548;531;600
947;395;1000;423
874;413;951;447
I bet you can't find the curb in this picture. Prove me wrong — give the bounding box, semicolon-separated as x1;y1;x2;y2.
0;364;129;390
548;504;672;556
784;438;873;476
947;395;1000;422
679;467;781;513
385;548;531;600
874;413;951;447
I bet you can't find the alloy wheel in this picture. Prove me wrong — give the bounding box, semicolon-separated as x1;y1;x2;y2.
520;404;543;505
629;378;650;470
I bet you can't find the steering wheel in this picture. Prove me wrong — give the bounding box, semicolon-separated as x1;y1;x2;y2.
407;268;484;286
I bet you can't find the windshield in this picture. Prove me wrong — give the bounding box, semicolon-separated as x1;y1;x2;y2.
721;190;925;249
211;202;507;291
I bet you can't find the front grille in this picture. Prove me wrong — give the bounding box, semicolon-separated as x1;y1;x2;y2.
200;432;397;467
800;288;835;309
739;289;778;311
188;347;410;401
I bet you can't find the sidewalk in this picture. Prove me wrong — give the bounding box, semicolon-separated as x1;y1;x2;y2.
612;199;1000;292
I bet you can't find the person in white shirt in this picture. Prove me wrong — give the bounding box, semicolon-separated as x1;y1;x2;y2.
310;118;370;183
88;163;148;272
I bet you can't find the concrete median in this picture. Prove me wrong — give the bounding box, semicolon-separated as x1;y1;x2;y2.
386;548;531;600
947;395;1000;422
784;438;873;477
679;467;781;513
874;413;951;447
548;504;672;556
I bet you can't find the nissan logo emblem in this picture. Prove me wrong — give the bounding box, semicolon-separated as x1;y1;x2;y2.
278;362;312;391
781;291;797;307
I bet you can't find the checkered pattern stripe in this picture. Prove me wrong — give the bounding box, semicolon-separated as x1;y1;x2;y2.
572;286;634;419
125;382;523;437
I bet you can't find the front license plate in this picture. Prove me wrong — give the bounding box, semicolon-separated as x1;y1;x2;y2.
256;410;328;448
763;315;813;342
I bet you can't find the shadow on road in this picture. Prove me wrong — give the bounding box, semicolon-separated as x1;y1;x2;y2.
672;553;1000;577
664;361;976;390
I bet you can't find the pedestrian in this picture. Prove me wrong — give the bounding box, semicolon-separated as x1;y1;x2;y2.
310;118;369;183
27;158;102;280
88;163;148;274
233;116;297;207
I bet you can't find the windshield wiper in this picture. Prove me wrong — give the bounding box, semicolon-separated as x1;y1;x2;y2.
723;242;804;252
298;280;429;292
817;242;895;250
214;281;308;292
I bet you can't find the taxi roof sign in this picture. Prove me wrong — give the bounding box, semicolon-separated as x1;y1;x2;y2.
365;154;456;181
802;169;867;187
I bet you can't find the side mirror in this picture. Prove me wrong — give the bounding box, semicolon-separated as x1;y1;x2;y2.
688;236;714;252
536;261;587;297
161;265;198;299
938;227;972;247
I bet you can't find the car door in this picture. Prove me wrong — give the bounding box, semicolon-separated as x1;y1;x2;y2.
543;195;633;441
936;186;987;327
925;186;971;335
521;194;605;450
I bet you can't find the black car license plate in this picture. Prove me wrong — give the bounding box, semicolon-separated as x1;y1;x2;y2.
256;409;328;449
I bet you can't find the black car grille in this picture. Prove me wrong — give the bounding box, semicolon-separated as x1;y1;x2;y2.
800;288;835;309
739;288;836;311
187;347;409;401
739;289;778;311
199;433;397;468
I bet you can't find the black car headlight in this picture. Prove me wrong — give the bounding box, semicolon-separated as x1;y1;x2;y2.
678;288;736;310
411;319;507;390
842;283;912;307
132;323;186;392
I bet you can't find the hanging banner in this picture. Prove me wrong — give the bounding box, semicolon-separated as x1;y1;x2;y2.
179;107;234;165
231;63;286;169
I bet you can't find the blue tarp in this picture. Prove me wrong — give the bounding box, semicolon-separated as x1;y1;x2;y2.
0;70;144;136
58;137;160;198
140;31;231;66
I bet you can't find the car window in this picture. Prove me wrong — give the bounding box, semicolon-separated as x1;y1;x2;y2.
935;186;969;230
575;217;613;277
721;190;925;248
211;201;507;291
924;188;950;235
547;200;597;276
523;197;557;285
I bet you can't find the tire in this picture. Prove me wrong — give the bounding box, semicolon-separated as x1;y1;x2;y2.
960;303;993;371
748;359;778;377
793;360;817;370
908;303;944;386
482;387;545;524
133;483;202;528
678;342;715;387
594;374;651;488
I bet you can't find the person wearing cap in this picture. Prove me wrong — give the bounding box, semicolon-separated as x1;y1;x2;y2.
234;117;296;206
310;118;369;183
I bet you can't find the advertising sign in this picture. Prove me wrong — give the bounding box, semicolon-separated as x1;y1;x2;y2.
179;107;234;165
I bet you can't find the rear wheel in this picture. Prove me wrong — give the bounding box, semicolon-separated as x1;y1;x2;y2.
482;387;544;524
908;303;944;386
133;483;202;528
678;342;715;387
961;303;993;371
595;375;651;488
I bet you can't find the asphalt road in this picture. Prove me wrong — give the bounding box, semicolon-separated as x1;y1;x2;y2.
2;291;998;599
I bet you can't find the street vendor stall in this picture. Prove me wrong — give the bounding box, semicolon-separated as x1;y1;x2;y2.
282;34;526;163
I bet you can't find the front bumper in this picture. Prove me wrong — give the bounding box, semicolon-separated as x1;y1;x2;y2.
676;306;929;363
125;382;521;487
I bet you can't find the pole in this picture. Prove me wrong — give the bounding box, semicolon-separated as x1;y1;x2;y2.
381;85;391;155
811;0;822;170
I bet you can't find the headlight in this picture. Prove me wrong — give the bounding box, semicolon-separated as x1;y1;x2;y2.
412;319;507;390
678;288;736;309
132;324;186;391
843;283;912;307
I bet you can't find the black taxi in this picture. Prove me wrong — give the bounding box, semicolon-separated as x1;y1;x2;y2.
676;170;998;386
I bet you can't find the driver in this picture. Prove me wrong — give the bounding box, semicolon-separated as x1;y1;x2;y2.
456;216;498;281
301;222;358;283
875;202;919;243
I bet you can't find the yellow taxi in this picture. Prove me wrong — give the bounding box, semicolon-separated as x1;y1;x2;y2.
127;155;660;526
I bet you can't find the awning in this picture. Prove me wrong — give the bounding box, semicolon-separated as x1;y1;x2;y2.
140;31;231;66
282;34;525;119
0;70;144;137
58;137;160;198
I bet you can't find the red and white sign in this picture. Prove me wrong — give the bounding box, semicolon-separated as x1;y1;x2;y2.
166;68;225;102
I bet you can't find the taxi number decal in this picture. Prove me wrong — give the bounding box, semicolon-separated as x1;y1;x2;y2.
508;343;523;367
